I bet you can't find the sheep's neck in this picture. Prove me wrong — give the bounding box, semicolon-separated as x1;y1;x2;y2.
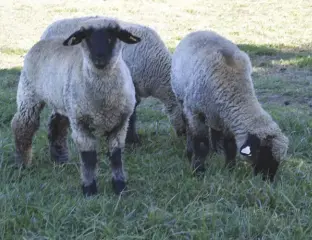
225;97;272;148
81;59;122;98
216;81;264;140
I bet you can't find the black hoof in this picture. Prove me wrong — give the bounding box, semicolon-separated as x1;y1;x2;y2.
112;179;126;194
82;180;97;197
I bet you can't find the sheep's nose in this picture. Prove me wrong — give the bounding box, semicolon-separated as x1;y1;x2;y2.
94;63;105;69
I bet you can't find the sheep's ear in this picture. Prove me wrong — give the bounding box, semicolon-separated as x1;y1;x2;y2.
116;29;141;44
63;29;87;46
240;134;260;156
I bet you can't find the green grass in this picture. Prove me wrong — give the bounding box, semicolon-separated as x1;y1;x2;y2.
274;55;312;68
1;0;312;239
0;47;27;56
238;44;279;56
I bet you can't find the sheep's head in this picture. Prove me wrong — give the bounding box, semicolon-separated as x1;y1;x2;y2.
239;133;288;182
63;25;141;69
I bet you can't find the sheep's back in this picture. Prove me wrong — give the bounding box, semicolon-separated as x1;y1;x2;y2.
120;23;171;97
172;30;254;100
23;39;81;113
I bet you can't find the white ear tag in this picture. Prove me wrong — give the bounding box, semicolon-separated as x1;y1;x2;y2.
68;37;76;45
240;146;252;156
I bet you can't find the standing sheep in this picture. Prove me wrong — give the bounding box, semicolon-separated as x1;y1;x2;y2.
171;30;289;181
40;16;186;145
11;19;141;196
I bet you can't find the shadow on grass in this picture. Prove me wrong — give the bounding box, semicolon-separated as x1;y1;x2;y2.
238;43;312;69
0;67;21;127
0;67;21;88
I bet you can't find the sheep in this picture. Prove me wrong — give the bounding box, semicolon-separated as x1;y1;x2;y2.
40;16;186;145
171;30;289;181
11;19;141;196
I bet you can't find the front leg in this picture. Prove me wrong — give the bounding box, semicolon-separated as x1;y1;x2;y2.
108;118;129;194
71;124;98;197
125;109;140;144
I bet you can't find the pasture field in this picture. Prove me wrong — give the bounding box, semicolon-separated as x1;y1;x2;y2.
0;0;312;239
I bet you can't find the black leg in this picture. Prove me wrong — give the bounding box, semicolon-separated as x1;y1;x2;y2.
210;128;223;153
125;110;140;144
183;111;209;174
223;135;237;169
191;136;209;174
48;113;70;164
109;148;126;194
186;132;193;162
80;151;98;196
185;122;193;162
126;94;141;145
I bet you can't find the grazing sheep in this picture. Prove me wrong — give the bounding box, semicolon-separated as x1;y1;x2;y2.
41;16;186;144
171;30;289;181
11;19;141;196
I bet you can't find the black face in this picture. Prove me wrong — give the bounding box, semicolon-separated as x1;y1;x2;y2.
253;145;279;182
240;134;279;182
86;28;117;69
63;26;141;69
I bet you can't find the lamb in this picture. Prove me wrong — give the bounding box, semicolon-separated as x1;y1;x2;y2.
11;19;141;196
171;30;289;181
40;16;186;144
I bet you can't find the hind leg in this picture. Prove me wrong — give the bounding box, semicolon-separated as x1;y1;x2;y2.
184;109;209;174
191;134;209;174
186;127;193;162
125;109;139;144
11;101;44;167
125;94;141;145
48;112;70;164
